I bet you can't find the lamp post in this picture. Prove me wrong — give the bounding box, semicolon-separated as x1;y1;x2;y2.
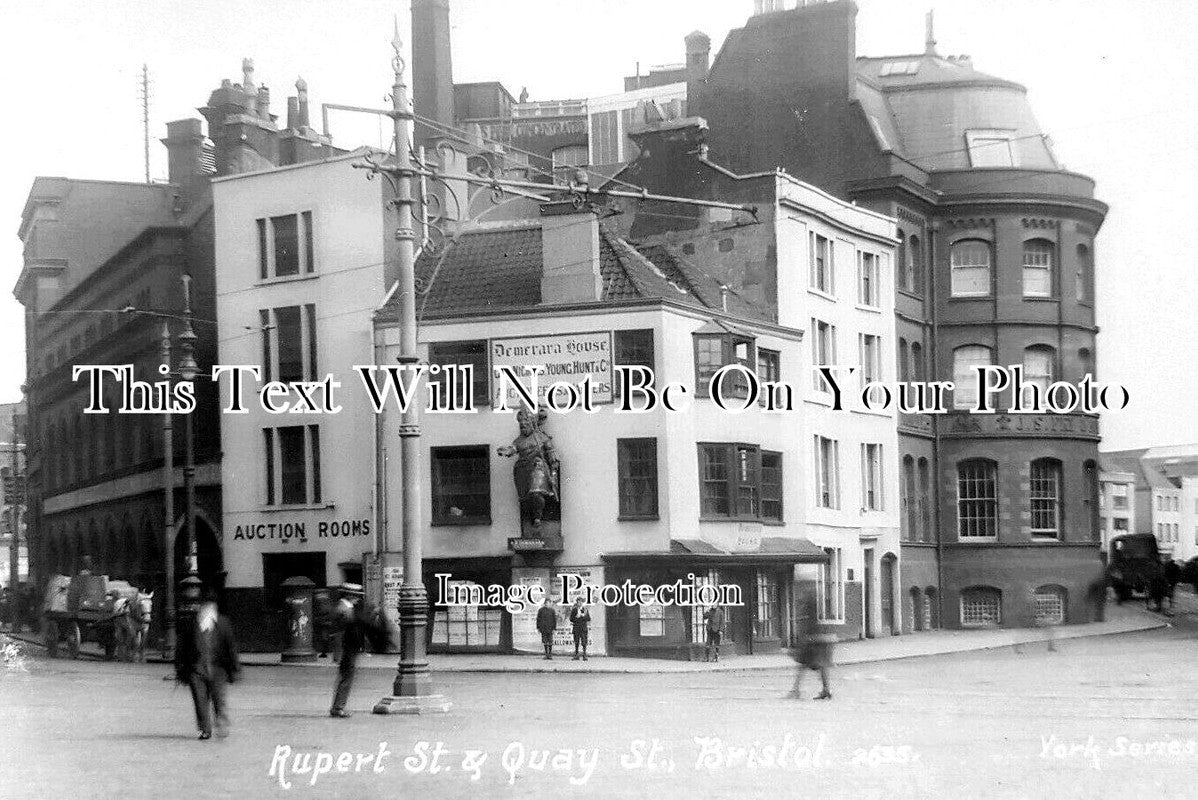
367;27;448;715
160;324;176;656
176;274;202;615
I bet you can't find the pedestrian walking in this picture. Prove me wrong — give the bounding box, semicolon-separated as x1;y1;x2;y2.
568;597;591;661
313;587;335;659
329;583;374;718
1164;559;1181;614
175;587;241;740
703;604;725;662
787;583;833;700
536;597;558;660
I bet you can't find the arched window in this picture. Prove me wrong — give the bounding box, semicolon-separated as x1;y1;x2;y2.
1033;585;1066;625
1022;345;1056;405
73;417;85;485
918;457;932;542
896;231;907;290
898;338;910;382
960;586;1002;627
1076;244;1092;303
911;342;925;382
122;417;136;467
957;459;998;538
1079;347;1094;381
950;239;990;297
104;412;117;475
902;455;916;540
908;234;923;293
1030;458;1063;539
1022;239;1054;298
1083;459;1100;542
953;345;993;409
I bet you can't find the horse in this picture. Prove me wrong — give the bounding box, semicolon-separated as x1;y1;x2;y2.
107;586;153;662
129;591;153;662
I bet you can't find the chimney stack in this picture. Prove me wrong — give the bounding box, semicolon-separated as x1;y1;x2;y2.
685;31;711;76
296;76;310;128
257;85;271;121
162;118;205;185
540;202;602;305
412;0;455;144
925;10;938;56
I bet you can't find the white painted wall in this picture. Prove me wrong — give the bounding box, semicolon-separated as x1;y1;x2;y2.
378;304;808;567
775;177;902;636
213;154;388;588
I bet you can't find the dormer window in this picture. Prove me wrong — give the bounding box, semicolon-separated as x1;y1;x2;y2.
965;129;1018;168
880;60;920;76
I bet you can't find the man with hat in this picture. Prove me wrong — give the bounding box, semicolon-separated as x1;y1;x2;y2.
330;582;366;718
175;585;241;739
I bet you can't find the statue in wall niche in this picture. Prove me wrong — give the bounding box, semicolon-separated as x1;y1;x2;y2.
497;406;559;530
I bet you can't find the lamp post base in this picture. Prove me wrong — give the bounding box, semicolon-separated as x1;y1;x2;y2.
372;695;451;715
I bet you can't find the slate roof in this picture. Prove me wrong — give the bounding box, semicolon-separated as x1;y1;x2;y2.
1101;448;1191;490
400;220;771;323
853;53;1057;172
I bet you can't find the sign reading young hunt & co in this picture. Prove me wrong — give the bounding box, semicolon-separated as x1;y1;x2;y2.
490;332;614;408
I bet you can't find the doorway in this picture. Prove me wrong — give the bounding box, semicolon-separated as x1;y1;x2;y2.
863;548;875;638
880;553;897;636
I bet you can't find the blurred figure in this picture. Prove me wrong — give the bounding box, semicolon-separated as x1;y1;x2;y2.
787;582;833;700
312;587;335;659
703;604;725;663
329;583;369;718
175;586;241;740
1164;559;1182;614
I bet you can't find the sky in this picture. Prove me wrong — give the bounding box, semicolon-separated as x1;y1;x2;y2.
1;0;1195;450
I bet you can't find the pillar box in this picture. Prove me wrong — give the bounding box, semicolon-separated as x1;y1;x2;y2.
280;576;317;663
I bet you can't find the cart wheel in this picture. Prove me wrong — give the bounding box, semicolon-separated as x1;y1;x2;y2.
67;621;81;660
44;619;60;658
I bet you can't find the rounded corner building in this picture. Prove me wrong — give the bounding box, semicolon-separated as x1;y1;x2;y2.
693;0;1108;629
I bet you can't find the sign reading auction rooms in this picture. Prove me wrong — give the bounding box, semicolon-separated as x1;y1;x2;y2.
491;332;614;408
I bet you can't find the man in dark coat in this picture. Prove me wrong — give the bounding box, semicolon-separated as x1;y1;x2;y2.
330;583;372;718
787;584;833;701
568;597;591;661
703;605;725;662
175;589;241;739
536;597;558;660
1164;560;1182;613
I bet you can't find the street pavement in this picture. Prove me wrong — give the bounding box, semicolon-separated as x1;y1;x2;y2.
2;598;1197;800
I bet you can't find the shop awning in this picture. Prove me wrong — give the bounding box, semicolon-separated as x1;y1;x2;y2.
602;537;829;565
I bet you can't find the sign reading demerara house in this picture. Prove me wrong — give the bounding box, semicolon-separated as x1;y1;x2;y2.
490;332;614;409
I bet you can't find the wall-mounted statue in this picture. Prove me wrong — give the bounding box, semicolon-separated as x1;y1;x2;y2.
497;406;560;529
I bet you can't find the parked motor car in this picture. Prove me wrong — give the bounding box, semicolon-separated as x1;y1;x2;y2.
1106;533;1164;602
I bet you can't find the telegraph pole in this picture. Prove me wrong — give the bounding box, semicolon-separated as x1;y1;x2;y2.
369;24;448;715
140;64;151;184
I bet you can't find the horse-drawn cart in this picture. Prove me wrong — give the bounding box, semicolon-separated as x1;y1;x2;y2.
42;574;151;661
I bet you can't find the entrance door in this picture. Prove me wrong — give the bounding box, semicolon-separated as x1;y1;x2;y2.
863;548;875;638
880;554;897;636
726;569;754;655
262;552;327;607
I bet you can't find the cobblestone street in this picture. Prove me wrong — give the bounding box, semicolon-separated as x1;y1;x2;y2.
4;600;1197;799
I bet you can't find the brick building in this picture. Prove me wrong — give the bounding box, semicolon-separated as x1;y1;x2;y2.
630;0;1109;628
14;60;340;642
